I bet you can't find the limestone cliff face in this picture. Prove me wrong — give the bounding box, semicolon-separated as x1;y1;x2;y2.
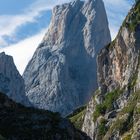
23;0;111;116
82;96;97;139
82;2;140;140
0;52;29;105
97;26;138;94
97;1;140;94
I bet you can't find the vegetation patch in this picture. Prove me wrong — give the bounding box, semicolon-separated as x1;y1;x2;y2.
122;1;140;31
93;104;106;122
122;134;132;140
68;106;86;130
106;39;116;49
136;106;140;114
128;72;138;90
93;89;123;121
110;112;133;136
0;135;6;140
108;90;140;137
98;118;108;139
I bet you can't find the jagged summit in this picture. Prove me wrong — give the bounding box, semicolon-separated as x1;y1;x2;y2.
0;52;30;105
23;0;111;116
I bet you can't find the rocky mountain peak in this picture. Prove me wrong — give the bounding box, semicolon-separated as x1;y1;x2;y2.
23;0;111;116
0;52;30;105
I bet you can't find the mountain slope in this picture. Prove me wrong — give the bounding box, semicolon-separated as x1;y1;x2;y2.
0;91;91;140
23;0;111;116
81;1;140;140
0;52;30;106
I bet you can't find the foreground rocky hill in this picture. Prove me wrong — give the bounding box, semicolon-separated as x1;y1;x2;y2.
0;92;91;140
23;0;111;116
70;1;140;140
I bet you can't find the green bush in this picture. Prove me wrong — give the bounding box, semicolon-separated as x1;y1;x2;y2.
69;106;86;130
98;118;108;138
93;104;106;122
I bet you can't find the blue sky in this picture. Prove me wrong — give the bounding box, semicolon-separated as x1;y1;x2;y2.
0;0;134;74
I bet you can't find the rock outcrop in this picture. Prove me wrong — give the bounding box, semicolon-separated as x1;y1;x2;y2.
0;52;29;105
0;91;91;140
81;1;140;140
23;0;111;116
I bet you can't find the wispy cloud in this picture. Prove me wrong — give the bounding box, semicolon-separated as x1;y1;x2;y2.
0;0;134;46
0;28;47;74
0;0;72;47
0;0;72;73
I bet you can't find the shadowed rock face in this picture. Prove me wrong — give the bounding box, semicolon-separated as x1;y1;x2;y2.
23;0;111;116
0;52;30;105
0;92;91;140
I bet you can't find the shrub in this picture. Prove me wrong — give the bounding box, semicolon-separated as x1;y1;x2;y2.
98;118;108;138
93;89;123;121
122;134;132;140
69;106;86;130
93;104;106;122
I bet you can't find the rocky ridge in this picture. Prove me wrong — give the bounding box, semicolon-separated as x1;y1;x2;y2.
0;52;30;106
0;91;91;140
81;1;140;140
67;1;140;140
23;0;111;116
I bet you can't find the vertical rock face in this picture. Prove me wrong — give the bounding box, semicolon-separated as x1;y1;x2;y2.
82;98;97;139
97;1;140;94
97;26;138;94
82;2;140;140
23;0;111;116
0;52;29;105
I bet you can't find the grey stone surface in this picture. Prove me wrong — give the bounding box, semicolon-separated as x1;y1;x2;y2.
97;27;138;94
23;0;111;116
0;52;30;105
82;96;98;139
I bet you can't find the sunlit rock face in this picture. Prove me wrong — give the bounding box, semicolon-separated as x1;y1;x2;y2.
82;2;140;140
23;0;111;116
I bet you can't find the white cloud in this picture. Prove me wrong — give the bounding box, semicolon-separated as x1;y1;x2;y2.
0;29;47;75
0;0;71;44
0;0;72;74
0;0;134;43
